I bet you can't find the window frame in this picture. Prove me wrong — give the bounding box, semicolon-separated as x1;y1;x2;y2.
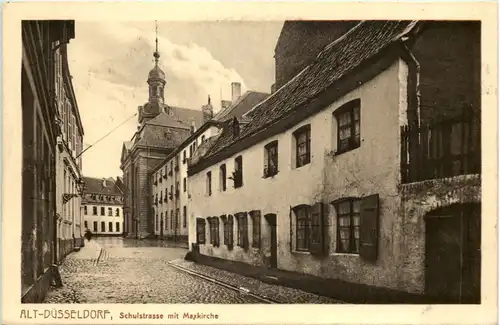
250;210;261;248
264;140;279;178
220;164;227;191
334;99;361;154
293;205;311;252
293;124;311;168
234;156;243;188
236;212;249;248
334;197;361;254
183;206;187;228
196;218;206;244
206;171;212;196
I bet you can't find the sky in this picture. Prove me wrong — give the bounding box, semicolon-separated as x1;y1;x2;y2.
67;21;284;179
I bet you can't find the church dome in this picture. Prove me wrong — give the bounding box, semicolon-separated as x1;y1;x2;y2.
148;65;165;80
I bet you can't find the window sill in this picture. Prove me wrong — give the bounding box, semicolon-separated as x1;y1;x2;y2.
262;172;279;179
331;252;359;257
293;162;311;170
292;250;311;255
330;145;360;157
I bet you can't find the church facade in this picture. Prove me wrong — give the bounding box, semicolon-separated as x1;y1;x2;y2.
120;42;203;239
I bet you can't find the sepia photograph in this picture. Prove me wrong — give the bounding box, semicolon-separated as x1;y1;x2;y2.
4;3;496;324
18;17;485;306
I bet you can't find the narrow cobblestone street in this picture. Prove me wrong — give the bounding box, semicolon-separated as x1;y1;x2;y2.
44;237;263;303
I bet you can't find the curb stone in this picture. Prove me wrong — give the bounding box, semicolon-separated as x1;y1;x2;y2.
167;261;279;304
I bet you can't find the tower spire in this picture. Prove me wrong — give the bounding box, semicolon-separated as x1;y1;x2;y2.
153;20;160;65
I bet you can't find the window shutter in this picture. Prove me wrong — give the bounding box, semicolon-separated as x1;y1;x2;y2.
359;194;380;262
243;214;249;249
310;202;326;255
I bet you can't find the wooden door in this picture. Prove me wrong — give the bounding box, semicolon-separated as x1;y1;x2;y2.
265;214;278;269
425;214;462;303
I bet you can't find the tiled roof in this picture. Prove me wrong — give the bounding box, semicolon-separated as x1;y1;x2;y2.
191;20;419;168
146;111;191;129
213;91;270;122
82;176;123;196
171;106;204;128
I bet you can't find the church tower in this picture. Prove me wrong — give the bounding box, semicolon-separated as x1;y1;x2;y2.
138;21;168;125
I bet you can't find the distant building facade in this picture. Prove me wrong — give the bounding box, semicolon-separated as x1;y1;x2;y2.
187;21;481;304
21;20;77;303
82;177;124;236
120;41;203;239
54;39;85;261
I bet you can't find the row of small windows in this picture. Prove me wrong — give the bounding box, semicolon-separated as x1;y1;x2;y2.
205;100;361;195
83;206;120;216
85;221;121;233
87;194;123;202
195;192;379;260
155;206;188;231
196;211;261;249
153;134;209;185
152;180;186;205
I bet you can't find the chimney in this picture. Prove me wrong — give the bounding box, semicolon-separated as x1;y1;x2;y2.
221;100;232;110
190;121;196;134
231;82;241;103
102;178;107;187
202;95;214;124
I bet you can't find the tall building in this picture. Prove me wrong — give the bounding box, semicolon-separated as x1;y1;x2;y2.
120;27;203;239
81;177;124;236
187;20;481;304
21;20;77;303
54;39;85;261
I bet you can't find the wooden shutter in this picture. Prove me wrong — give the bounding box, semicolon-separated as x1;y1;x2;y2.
310;202;326;255
359;194;380;262
242;213;249;249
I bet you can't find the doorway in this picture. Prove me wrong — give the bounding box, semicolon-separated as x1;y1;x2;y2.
424;203;481;303
265;214;278;269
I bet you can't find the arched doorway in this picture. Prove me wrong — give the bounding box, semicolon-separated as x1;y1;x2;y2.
425;203;481;303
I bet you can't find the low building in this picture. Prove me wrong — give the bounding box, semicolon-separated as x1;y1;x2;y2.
82;177;124;236
149;84;269;244
187;20;481;303
21;20;76;303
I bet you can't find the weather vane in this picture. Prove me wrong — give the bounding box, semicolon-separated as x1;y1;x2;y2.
154;20;160;64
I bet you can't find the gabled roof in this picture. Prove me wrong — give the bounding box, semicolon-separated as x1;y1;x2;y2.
189;20;420;173
82;176;123;196
145;111;191;129
213;91;270;122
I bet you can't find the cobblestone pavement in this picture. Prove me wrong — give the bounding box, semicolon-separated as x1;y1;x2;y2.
44;237;261;304
170;260;343;304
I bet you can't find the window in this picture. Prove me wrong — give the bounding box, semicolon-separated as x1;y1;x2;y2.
160;212;164;229
223;215;234;248
183;177;187;192
170;210;174;229
219;164;226;191
334;99;361;153
93;206;97;215
183;206;187;228
183;150;186;163
100;207;105;216
156;213;159;231
189;145;193;157
196;218;206;244
101;221;105;232
176;208;180;228
108;207;112;216
233;156;243;188
116;222;120;233
264;141;278;178
116;208;120;216
84;220;88;228
294;125;311;168
250;210;261;248
236;212;249;248
206;171;212;196
208;217;220;246
84;206;88;215
335;199;361;254
292;203;326;254
295;205;310;251
170;185;173;200
93;221;98;232
109;222;113;232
